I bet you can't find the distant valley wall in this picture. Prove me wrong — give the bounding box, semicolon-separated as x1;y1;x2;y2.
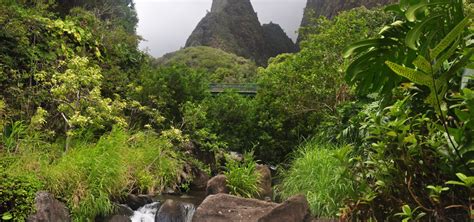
298;0;397;41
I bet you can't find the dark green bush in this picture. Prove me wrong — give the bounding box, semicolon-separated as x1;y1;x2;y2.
0;172;42;221
202;92;259;154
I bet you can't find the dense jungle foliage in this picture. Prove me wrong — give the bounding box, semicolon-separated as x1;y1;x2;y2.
0;0;473;221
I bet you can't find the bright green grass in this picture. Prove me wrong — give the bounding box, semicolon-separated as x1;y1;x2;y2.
224;152;261;198
279;141;357;218
2;128;186;221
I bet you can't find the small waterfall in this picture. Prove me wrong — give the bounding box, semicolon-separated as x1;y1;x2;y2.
130;202;160;222
181;203;196;222
130;200;196;222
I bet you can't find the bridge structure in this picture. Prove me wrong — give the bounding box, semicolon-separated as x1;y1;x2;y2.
209;83;258;96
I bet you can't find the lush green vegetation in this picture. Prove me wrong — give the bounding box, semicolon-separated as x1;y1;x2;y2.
224;152;261;198
338;1;474;220
279;141;356;217
253;7;392;162
279;1;473;220
1;126;188;221
1;0;473;221
155;46;258;83
0;172;41;221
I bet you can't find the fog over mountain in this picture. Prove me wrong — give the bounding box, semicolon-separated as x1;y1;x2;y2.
134;0;306;57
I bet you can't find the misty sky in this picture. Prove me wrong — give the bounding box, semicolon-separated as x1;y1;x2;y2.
134;0;306;58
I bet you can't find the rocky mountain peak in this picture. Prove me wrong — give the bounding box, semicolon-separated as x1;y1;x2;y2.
185;0;296;66
211;0;254;13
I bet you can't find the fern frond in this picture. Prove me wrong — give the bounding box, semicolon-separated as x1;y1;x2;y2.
413;55;432;73
433;37;461;72
430;15;471;59
385;61;431;86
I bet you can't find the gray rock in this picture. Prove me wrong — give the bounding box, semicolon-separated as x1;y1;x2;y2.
27;192;70;222
258;194;312;222
190;167;210;191
256;164;272;200
103;215;131;222
193;194;313;222
192;194;278;222
155;199;189;222
206;175;229;196
122;194;153;210
95;204;133;222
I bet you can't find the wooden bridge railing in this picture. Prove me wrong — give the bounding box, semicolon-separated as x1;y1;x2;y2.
209;83;258;95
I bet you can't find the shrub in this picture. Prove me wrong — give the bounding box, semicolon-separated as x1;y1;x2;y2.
126;129;185;194
224;152;260;198
279;141;357;218
0;171;42;222
202;92;259;154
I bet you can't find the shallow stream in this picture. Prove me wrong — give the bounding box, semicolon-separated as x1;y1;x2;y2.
130;190;206;222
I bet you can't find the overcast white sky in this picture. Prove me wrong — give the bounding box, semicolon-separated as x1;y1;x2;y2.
134;0;306;57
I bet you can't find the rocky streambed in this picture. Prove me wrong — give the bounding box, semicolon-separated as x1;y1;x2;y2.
27;164;335;222
129;191;206;222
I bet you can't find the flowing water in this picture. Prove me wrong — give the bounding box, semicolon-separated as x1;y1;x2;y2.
130;191;206;222
130;202;161;222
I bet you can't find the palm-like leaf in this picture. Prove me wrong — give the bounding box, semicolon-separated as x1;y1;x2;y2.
406;14;442;50
344;0;469;100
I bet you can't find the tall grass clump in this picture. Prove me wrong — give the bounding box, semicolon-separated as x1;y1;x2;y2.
42;128;185;221
44;128;129;221
279;140;357;218
224;152;261;198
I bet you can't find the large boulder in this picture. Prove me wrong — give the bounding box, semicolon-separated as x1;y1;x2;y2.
258;195;311;222
206;175;229;196
256;164;272;200
193;194;313;222
95;204;133;222
190;167;210;191
192;194;278;222
155;200;196;222
27;192;70;222
155;199;185;222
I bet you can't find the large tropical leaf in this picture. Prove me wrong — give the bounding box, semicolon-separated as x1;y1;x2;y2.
406;14;442;50
430;15;472;59
343;39;397;58
405;1;448;22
